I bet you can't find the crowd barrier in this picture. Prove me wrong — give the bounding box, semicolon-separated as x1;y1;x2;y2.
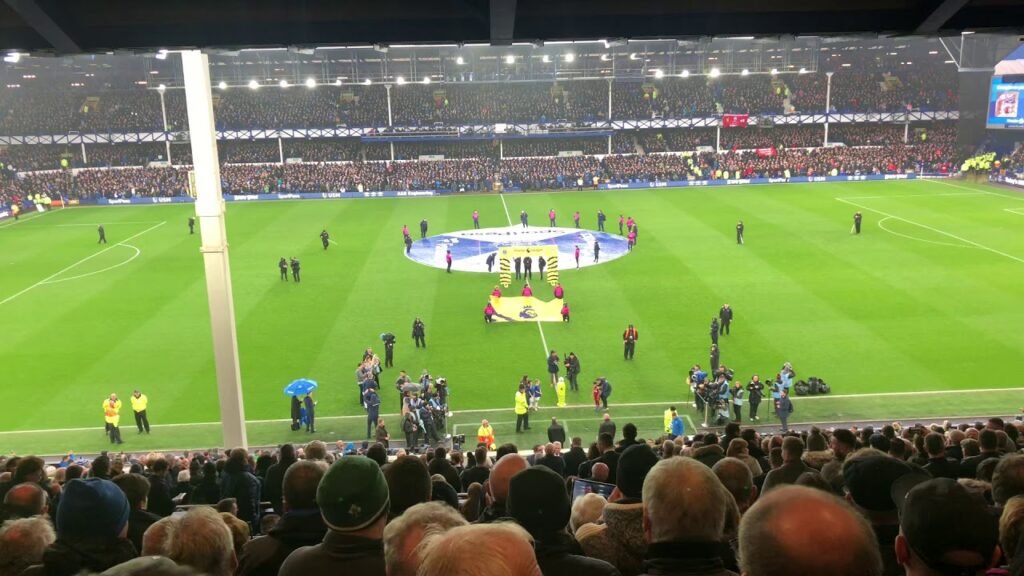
990;175;1024;188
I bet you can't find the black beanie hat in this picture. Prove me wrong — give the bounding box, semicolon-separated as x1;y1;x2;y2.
507;465;570;537
617;444;659;498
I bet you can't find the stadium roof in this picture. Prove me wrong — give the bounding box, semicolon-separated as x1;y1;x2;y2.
0;0;1022;54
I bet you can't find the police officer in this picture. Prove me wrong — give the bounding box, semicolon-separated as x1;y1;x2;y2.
131;389;150;434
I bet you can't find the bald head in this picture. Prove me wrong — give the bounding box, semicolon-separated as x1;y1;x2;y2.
2;483;48;518
591;463;610;483
643;457;729;543
712;457;756;513
739;485;882;576
489;454;528;504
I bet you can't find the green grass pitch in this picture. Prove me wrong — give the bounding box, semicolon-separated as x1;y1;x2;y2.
2;178;1024;455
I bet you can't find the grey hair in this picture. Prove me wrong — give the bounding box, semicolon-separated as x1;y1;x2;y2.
416;523;539;576
167;507;236;576
643;457;728;543
383;501;468;576
0;517;56;576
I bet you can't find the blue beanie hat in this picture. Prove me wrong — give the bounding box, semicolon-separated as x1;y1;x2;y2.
57;478;130;539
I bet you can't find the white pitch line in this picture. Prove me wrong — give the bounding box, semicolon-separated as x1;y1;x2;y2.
0;221;167;306
5;386;1023;437
837;192;989;200
53;221;163;227
876;217;973;249
1004;208;1024;216
0;209;54;229
835;196;1024;265
40;244;142;285
498;192;550;358
927;178;1024;202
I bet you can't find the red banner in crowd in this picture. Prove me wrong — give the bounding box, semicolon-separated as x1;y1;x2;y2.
722;114;749;128
756;147;778;158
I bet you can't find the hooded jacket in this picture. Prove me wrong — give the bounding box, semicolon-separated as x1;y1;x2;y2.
237;508;328;576
22;537;138;576
578;499;646;576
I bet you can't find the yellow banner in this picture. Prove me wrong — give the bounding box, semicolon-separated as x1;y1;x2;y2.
489;295;563;323
497;245;560;288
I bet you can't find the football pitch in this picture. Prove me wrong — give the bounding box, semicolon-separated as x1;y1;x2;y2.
2;178;1024;455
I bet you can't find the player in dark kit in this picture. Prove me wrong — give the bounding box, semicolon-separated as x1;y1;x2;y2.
486;252;496;272
523;256;533;279
404;234;413;254
736;221;744;245
594;240;601;262
710;318;719;345
290;257;301;282
538;256;546;278
719;304;733;335
97;225;107;244
514;256;522;280
412;318;426;348
420;219;428;239
188;217;195;234
279;257;289;281
597;210;606;231
853;211;862;234
320;229;330;250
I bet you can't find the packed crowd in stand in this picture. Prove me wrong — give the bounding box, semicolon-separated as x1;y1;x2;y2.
503;138;608;158
2;415;1024;575
788;61;958;114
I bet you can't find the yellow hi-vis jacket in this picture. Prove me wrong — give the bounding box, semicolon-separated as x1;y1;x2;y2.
103;399;122;425
131;394;148;412
514;391;528;415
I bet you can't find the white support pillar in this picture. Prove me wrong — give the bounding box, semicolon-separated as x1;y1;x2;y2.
824;72;833;147
607;135;612;154
80;142;87;165
278;137;284;164
607;79;613;120
716;125;721;153
904;122;910;144
182;50;248;450
159;89;172;164
385;84;393;127
390;142;395;162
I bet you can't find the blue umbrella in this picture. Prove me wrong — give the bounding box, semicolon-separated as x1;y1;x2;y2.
284;378;318;397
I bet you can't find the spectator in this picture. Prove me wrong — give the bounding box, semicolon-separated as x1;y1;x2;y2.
993;454;1024;508
725;439;763;479
304;441;328;462
216;498;239;516
564;437;588;479
190;461;221;505
961;429;1002;479
0;517;56;576
579;444;659;576
427;448;462;491
382;501;467;576
508;465;620;576
382;456;431;521
739;485;882;576
536;443;566;477
144;457;175;518
416;523;541;576
892;476;999;575
693;433;726;468
112;473;160;553
460;446;491;488
141;516;178;556
1;483;48;521
842;449;917;576
712;457;757;514
221;512;251;557
263;443;297;515
637;457;734;576
478;453;528;523
24;478;135;575
167;506;237;576
279;456;389;576
571;493;608;536
761;436;814;493
1000;497;1024;572
580;434;620;482
220;448;261;532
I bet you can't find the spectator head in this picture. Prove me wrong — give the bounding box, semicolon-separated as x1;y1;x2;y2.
592;463;610;483
279;443;296;463
283;460;327;512
305;440;328;461
616;444;659;500
980;429;998;452
739;485;882;576
56;478;130;541
219;512;250;557
961;438;981;457
488;454;529;506
383;501;468;576
622;423;638;441
795;471;832;493
869;434;891;453
724;422;740;439
947;429;966;447
571;437;583;448
831;429;857;459
13;457;45;484
987;417;1005;431
598;433;614;451
781;436;804;463
0;517;56;576
643;457;728;544
319;456;390;535
713;457;757;514
496;443;519;460
924;432;945;457
842;449;915;519
142;516;179;556
768;447;783;470
383;456;431;519
1000;496;1024;562
168;506;237;576
726;438;749;458
432;480;459;509
993;454;1024;506
806;429;828;452
65;465;83;481
2;483;48;518
508;466;571;539
366;443;388;467
893;476;999;575
417;523;540;576
474;446;489;468
260;514;280;534
889;438;908;461
216;498;238;516
977;458;999;483
570;492;607;533
112;473;150;511
661;440;676;458
90;455;111;478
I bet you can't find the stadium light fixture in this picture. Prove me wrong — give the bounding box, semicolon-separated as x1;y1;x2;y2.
248;79;259;90
305;77;316;88
709;68;721;77
741;69;749;76
542;55;551;63
653;69;664;79
155;49;168;60
564;53;575;63
335;78;343;86
157;83;166;92
770;68;778;75
363;78;372;85
601;54;610;61
505;55;515;65
396;76;406;85
799;67;808;74
3;52;21;64
680;70;690;78
279;79;289;88
218;81;227;90
456;56;465;65
629;53;639;60
422;76;431;84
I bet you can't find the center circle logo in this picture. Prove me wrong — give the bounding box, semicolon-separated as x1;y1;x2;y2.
405;226;631;273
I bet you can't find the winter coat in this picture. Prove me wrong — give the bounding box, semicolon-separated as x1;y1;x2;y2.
21;537;138;576
638;542;738;576
578;499;646;576
221;459;262;530
692;444;725;469
536;532;622;576
263;456;297;514
237;508;328;576
278;531;385;576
